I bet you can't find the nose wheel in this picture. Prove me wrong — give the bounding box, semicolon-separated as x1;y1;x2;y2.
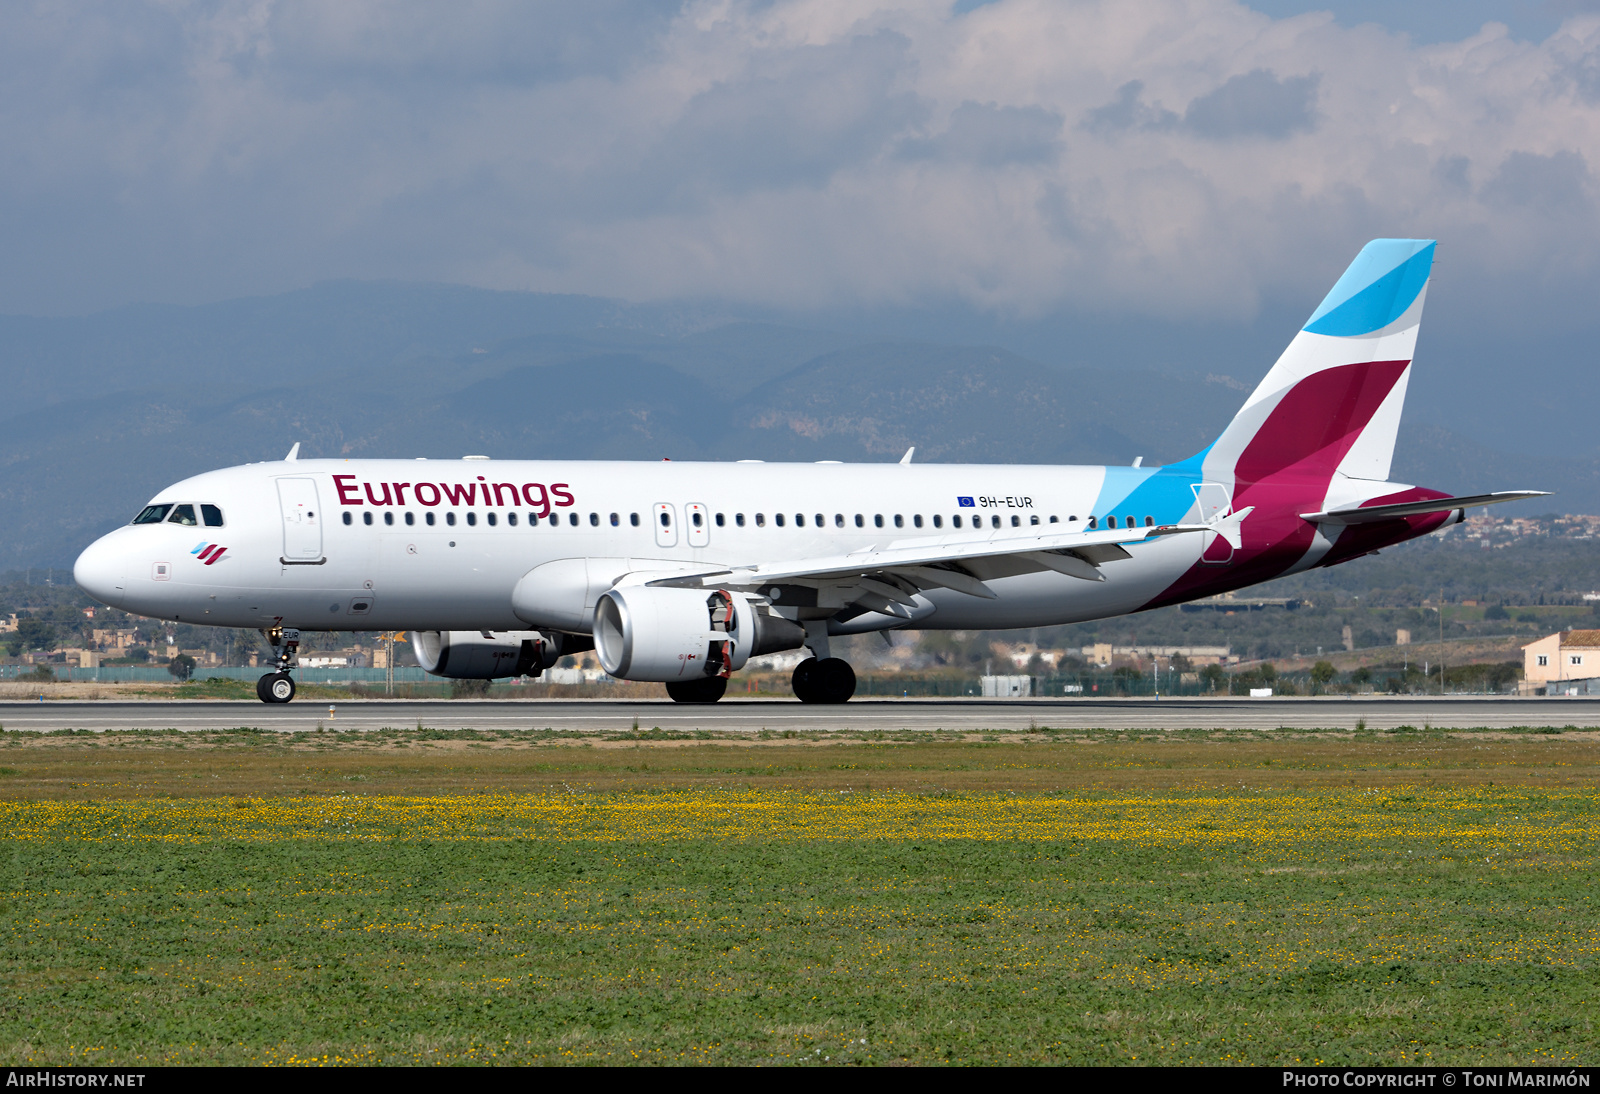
792;657;856;703
257;672;296;704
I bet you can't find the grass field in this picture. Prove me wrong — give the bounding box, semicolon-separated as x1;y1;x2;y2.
2;726;1597;1065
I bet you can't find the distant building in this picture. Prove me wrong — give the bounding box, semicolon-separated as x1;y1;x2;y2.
1082;644;1231;667
1180;593;1304;613
1522;630;1600;694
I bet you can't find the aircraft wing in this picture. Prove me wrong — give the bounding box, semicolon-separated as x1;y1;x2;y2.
1300;491;1549;525
643;517;1227;615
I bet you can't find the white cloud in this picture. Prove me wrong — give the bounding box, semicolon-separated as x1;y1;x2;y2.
3;0;1600;322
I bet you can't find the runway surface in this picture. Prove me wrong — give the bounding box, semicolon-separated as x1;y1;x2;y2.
2;697;1598;733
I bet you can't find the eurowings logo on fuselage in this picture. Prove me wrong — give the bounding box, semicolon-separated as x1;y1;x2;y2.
191;542;228;565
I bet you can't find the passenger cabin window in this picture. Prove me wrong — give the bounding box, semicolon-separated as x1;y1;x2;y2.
1030;515;1040;525
715;513;725;527
133;504;173;525
913;515;923;528
755;513;765;527
933;515;942;528
952;515;962;528
465;512;476;526
167;504;198;527
1011;515;1020;527
1049;515;1058;523
835;514;844;527
426;512;436;526
630;513;640;526
343;512;353;525
406;512;416;526
1087;517;1097;529
1107;516;1117;528
794;514;804;527
611;513;620;526
991;515;1001;528
507;513;517;526
776;513;786;527
736;513;746;527
486;512;496;526
365;512;375;526
874;515;884;528
201;504;224;527
590;513;600;527
894;515;904;528
569;513;578;527
447;512;457;526
1145;516;1155;526
855;514;864;527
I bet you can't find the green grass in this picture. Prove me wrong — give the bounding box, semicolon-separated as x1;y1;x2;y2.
3;815;1595;1065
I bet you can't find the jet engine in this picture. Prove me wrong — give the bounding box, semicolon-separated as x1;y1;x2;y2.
410;629;591;680
593;587;804;682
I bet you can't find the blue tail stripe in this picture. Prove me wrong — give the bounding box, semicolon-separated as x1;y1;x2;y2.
1303;239;1434;338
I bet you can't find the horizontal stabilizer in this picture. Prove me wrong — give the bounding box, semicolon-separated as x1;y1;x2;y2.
1301;491;1550;525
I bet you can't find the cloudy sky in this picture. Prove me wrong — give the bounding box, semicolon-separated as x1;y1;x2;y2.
6;0;1600;448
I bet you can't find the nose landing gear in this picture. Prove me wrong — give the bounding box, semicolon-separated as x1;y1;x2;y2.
256;625;301;704
792;657;856;703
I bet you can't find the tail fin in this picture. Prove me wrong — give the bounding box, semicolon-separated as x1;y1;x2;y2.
1204;239;1435;495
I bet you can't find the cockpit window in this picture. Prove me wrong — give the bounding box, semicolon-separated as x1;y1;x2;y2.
132;504;172;525
201;504;224;527
167;504;198;527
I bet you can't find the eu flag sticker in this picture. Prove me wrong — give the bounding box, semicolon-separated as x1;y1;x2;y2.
957;496;975;507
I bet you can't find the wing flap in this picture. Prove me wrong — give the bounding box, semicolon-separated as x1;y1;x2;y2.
645;521;1208;595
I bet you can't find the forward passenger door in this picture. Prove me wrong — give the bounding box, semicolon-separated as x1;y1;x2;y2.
277;478;324;562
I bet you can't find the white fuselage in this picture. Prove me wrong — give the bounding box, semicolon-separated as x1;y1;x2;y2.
73;457;1236;636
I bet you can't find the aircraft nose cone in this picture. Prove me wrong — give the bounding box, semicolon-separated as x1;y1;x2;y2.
74;534;127;609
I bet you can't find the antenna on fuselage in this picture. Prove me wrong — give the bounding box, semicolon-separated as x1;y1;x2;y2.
284;443;300;461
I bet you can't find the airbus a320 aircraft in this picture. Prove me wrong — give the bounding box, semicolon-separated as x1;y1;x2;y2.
74;239;1544;704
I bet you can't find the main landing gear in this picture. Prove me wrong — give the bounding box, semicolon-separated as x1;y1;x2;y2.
665;676;728;704
256;625;301;704
792;657;856;704
662;659;857;704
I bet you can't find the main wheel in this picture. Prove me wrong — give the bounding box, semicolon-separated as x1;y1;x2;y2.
666;676;728;704
792;658;820;703
257;672;296;704
813;658;856;704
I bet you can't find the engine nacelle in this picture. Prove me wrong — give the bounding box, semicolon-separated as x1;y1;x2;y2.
409;629;576;680
593;587;804;682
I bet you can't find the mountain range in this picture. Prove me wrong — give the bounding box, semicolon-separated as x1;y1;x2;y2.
0;283;1582;569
